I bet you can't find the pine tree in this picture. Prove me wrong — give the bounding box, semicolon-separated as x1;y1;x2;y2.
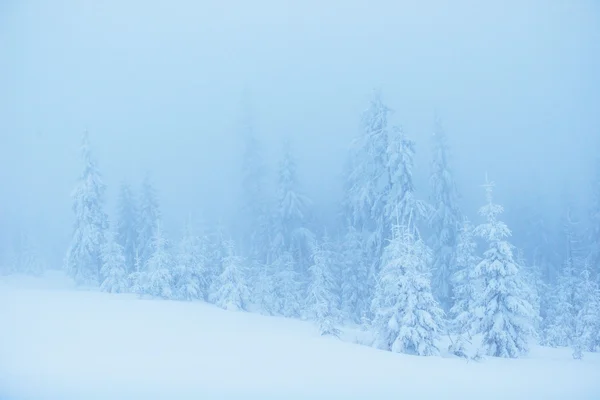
344;90;394;291
340;224;369;323
428;116;461;310
448;218;481;357
306;235;341;336
276;138;314;277
588;155;600;278
371;222;444;356
209;240;250;311
272;250;302;318
135;222;174;299
116;182;139;274
173;216;207;301
472;177;535;358
572;264;600;358
237;91;272;265
65;132;109;286
100;231;129;293
137;174;160;269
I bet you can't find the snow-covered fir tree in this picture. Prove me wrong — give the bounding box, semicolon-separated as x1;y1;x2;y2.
134;221;174;299
64;132;109;286
238;92;272;264
209;240;250;311
448;218;481;358
371;221;444;356
137;174;160;269
272;250;302;318
572;263;600;358
544;205;586;347
588;155;600;278
276;137;314;277
340;224;369;323
472;177;535;358
343;90;394;288
306;234;341;336
428;116;461;310
116;182;139;274
14;231;45;276
173;216;207;301
100;231;129;293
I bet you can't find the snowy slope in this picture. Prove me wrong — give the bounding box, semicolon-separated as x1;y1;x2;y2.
1;272;599;400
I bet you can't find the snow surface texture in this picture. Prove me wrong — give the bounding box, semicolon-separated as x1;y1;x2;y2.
1;272;599;400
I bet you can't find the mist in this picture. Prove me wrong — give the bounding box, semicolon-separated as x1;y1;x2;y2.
1;0;599;266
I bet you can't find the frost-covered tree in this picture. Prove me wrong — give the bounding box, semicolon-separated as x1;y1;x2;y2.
100;231;129;293
340;224;369;322
544;205;586;347
343;90;394;285
133;222;174;299
272;250;302;318
116;182;139;274
306;235;341;336
572;264;600;358
428;117;461;310
173;216;207;301
472;177;535;358
276;138;314;276
137;174;160;269
448;218;481;357
209;240;250;311
14;231;45;276
64;132;109;286
588;156;600;278
238;93;272;264
371;222;444;356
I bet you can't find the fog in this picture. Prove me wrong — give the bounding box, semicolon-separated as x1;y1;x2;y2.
1;0;599;266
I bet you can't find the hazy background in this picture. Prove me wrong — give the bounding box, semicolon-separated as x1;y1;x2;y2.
1;0;599;267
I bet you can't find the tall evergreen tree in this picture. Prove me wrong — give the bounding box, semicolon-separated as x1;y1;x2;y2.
116;182;139;274
64;132;109;286
448;218;481;357
371;222;444;356
572;263;600;358
137;174;160;269
272;250;302;318
340;224;370;323
306;234;341;336
428;117;461;310
275;138;314;276
173;216;207;301
209;240;250;311
238;92;272;264
472;177;535;358
100;231;129;293
588;155;600;277
134;221;174;299
343;90;394;285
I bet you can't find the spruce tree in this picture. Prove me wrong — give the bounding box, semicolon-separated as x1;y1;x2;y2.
135;222;174;299
209;240;250;311
116;182;139;274
306;235;341;336
65;132;109;286
340;224;369;323
428;117;461;310
173;216;207;301
472;177;535;358
448;218;481;357
276;138;314;277
100;231;129;293
572;264;600;358
371;222;444;356
137;174;160;269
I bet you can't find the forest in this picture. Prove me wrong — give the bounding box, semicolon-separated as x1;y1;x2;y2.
4;90;599;361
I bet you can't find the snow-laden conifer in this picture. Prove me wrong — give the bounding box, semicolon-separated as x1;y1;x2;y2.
472;176;535;358
100;231;129;293
65;132;109;286
173;216;207;301
371;221;444;356
209;240;250;311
